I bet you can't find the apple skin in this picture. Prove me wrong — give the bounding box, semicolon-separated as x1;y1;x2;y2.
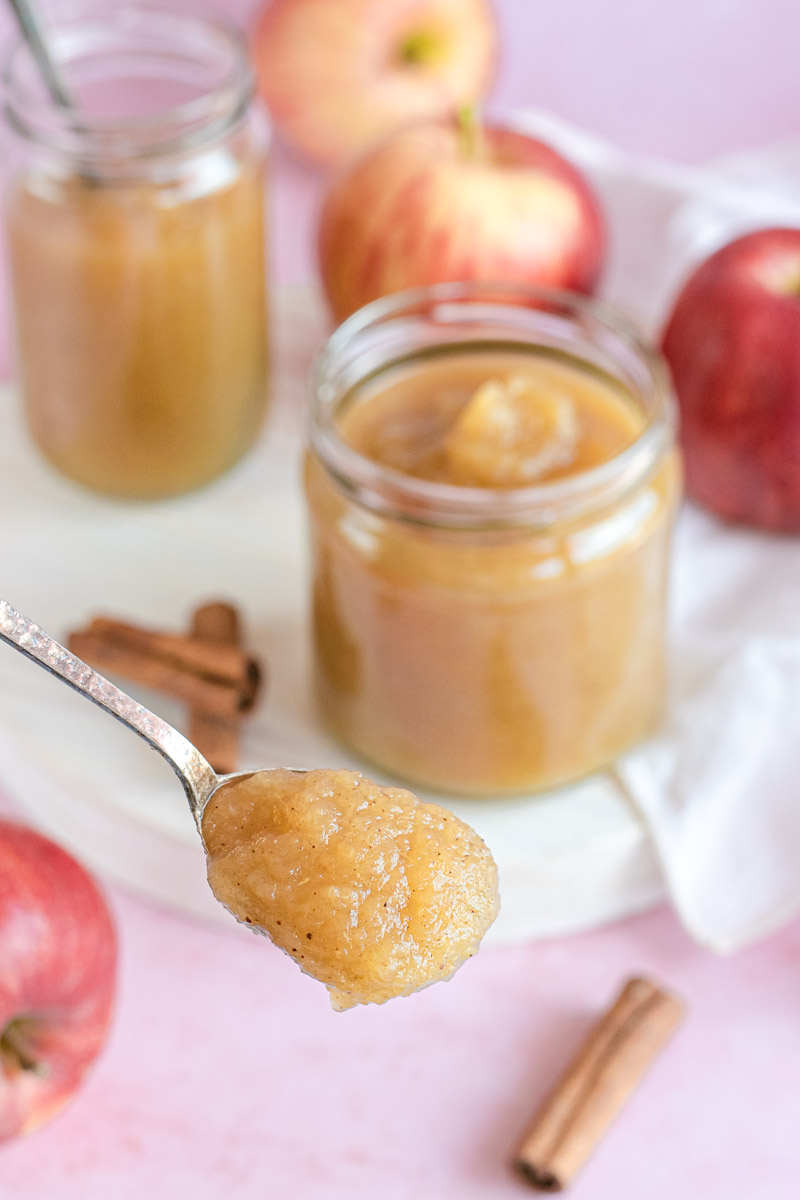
0;818;116;1142
253;0;496;167
318;118;606;323
661;228;800;533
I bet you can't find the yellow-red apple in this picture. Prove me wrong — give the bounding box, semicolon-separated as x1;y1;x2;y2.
253;0;496;167
0;819;116;1142
661;227;800;533
318;117;606;322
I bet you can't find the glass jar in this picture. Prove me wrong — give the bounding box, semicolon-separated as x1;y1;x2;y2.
2;5;269;499
306;283;681;797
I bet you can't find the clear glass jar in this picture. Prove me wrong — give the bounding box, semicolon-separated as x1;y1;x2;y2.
2;5;269;499
306;283;681;797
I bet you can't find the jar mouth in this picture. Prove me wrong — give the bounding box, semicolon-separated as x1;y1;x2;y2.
2;4;257;162
310;282;677;531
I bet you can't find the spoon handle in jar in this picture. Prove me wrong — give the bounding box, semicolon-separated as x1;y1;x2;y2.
0;600;217;826
5;0;76;111
5;0;103;186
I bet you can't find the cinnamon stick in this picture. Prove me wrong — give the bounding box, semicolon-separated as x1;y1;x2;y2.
68;616;260;718
514;977;685;1192
190;602;243;775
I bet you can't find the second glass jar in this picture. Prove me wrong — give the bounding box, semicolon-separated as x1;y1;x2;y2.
306;283;681;797
3;6;269;499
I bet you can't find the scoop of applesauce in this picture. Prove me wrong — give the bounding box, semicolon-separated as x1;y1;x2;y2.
201;768;499;1010
445;374;579;486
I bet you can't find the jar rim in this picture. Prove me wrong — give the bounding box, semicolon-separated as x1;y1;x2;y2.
2;4;257;162
309;281;677;531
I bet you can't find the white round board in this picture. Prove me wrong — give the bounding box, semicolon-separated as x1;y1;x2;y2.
0;288;664;945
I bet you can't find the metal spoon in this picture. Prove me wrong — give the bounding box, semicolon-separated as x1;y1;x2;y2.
0;599;255;829
6;0;77;113
5;0;102;184
0;600;502;1012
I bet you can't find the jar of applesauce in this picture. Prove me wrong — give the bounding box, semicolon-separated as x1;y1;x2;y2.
306;283;680;797
2;6;269;499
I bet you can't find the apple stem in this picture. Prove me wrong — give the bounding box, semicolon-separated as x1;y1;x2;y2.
458;105;486;162
0;1018;48;1078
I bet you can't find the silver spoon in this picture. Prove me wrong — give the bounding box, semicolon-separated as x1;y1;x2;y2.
5;0;102;184
0;599;254;829
6;0;77;112
0;600;502;1012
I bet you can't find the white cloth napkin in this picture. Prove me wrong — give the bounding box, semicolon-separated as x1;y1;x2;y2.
517;112;800;952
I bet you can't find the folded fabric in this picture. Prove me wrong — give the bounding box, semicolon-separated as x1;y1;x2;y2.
620;509;800;951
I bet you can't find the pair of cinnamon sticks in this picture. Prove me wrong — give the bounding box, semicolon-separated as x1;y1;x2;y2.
69;603;262;774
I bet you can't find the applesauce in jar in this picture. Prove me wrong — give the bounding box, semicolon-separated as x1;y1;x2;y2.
3;8;269;499
306;284;680;796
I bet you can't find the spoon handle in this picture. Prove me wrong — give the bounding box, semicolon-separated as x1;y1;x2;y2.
5;0;103;187
5;0;76;110
0;600;217;825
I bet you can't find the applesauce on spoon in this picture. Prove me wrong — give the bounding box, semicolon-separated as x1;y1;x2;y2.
201;768;499;1010
0;603;500;1014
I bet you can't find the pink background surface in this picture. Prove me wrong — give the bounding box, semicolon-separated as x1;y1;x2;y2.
2;1;800;1196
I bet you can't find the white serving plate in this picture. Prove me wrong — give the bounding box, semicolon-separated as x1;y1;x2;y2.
0;284;665;945
2;113;796;944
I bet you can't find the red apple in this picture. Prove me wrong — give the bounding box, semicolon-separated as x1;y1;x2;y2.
253;0;496;167
661;228;800;533
0;818;116;1142
318;117;606;323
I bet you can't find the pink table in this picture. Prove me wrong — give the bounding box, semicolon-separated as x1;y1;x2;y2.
3;2;800;1195
2;886;798;1198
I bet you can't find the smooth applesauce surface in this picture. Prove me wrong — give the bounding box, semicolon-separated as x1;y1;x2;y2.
307;347;679;795
202;768;499;1010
